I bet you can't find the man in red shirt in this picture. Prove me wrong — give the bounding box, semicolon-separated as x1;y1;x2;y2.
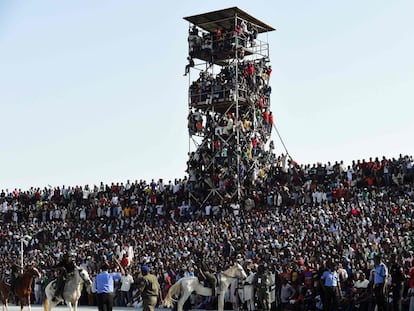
120;253;129;269
266;65;272;85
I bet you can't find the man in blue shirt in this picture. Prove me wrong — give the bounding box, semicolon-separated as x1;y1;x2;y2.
320;260;341;311
95;258;125;311
373;254;388;311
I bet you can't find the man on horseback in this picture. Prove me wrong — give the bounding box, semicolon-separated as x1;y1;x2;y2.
193;257;217;296
8;262;20;303
52;252;76;301
10;262;20;289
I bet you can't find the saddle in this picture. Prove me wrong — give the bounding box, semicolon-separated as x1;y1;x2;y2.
6;275;21;288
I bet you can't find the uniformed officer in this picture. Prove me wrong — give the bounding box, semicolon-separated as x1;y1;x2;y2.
137;265;162;311
253;263;272;311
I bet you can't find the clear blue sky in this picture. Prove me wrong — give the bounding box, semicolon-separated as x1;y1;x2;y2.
1;1;413;190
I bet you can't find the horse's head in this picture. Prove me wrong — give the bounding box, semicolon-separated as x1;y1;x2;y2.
77;268;92;288
223;263;247;281
234;263;248;280
27;265;41;279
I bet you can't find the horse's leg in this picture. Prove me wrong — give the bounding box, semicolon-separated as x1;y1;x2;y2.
217;290;225;311
176;293;191;311
28;294;32;311
46;299;58;311
3;297;9;311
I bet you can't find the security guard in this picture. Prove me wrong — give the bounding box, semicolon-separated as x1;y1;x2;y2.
253;263;272;311
137;265;162;311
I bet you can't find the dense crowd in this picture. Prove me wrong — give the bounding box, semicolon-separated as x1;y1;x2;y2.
186;20;275;208
0;153;414;310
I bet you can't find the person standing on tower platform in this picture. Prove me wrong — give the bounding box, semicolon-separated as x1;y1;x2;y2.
184;57;195;76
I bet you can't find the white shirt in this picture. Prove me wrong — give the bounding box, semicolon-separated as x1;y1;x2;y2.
120;274;134;291
354;279;370;289
205;204;212;216
231;203;240;216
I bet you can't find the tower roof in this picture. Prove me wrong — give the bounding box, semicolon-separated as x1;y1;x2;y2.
183;6;275;34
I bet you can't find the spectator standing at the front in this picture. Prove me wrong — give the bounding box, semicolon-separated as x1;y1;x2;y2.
243;264;256;311
280;278;296;311
408;260;414;311
95;259;125;311
372;254;388;311
137;265;162;311
118;268;134;306
34;273;43;304
352;270;370;311
389;253;404;311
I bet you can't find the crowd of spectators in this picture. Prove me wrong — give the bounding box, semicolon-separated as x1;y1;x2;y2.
0;153;413;310
187;19;260;64
186;56;274;207
186;21;275;208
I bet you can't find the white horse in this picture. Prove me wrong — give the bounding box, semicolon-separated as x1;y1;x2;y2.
164;263;247;311
43;267;92;311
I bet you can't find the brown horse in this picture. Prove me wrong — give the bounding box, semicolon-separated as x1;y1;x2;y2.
0;278;11;311
0;265;41;311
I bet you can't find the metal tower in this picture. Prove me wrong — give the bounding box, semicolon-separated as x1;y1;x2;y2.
184;7;276;208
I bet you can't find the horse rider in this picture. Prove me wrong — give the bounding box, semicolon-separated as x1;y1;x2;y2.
193;257;217;296
9;262;21;302
52;252;76;301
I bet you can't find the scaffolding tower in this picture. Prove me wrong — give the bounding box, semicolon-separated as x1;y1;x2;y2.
184;7;276;208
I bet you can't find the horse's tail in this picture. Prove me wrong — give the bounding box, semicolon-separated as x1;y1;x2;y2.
43;297;49;311
163;280;181;308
